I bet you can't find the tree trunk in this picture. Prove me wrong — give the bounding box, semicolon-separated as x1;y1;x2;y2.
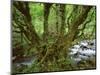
56;4;60;34
39;6;92;65
43;3;52;42
55;4;66;38
60;4;66;36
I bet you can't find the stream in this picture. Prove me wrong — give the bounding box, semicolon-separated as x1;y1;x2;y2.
68;39;96;64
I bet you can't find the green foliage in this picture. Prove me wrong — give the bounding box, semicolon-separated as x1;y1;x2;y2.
29;3;44;37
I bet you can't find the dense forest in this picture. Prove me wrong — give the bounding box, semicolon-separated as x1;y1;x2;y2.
12;1;96;74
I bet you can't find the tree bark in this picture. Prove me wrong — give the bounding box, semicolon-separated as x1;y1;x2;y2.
60;4;66;36
43;3;52;42
55;4;66;37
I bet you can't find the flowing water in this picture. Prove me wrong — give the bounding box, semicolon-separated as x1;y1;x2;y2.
68;39;96;64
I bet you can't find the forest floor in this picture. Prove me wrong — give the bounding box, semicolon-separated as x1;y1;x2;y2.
12;39;96;74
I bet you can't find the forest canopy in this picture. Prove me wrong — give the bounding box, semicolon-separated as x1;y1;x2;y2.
12;1;96;74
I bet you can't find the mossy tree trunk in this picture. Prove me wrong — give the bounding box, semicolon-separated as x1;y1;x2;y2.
60;4;66;36
39;6;92;66
55;4;66;36
43;3;52;42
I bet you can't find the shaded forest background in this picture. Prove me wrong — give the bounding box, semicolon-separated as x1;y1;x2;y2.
12;1;96;74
